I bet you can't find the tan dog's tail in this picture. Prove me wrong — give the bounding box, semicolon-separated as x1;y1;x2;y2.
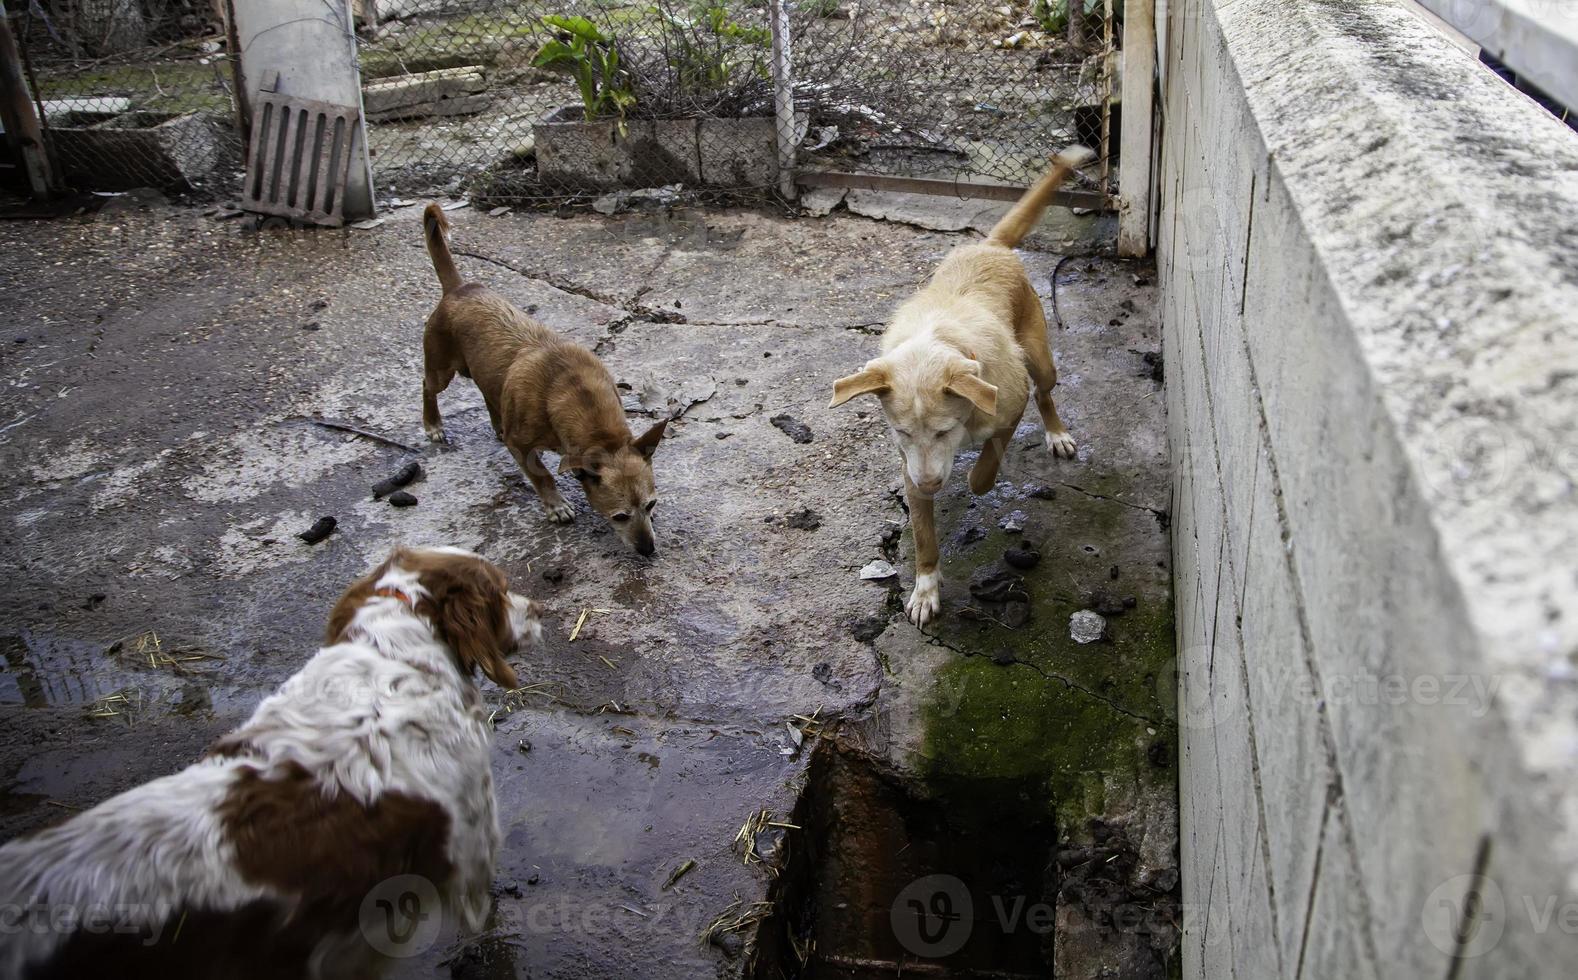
987;146;1096;248
423;202;462;294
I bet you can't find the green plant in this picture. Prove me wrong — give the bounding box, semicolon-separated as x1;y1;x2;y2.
1030;0;1107;33
532;14;637;127
800;0;841;17
652;1;770;104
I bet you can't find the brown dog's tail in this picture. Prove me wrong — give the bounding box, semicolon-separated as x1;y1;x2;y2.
987;146;1096;249
423;202;462;294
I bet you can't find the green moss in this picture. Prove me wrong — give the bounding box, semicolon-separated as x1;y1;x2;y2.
907;468;1178;827
37;61;231;115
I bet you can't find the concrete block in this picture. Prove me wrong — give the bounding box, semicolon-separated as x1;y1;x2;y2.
1301;818;1381;980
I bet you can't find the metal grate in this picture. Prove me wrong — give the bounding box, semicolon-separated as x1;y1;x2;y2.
242;93;360;226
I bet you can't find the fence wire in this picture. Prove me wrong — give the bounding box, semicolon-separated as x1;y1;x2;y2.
11;0;242;196
7;1;1113;206
357;0;1116;207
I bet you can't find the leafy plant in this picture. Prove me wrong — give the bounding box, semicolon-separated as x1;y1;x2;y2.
800;0;842;17
1031;0;1107;33
652;1;771;106
532;15;637;128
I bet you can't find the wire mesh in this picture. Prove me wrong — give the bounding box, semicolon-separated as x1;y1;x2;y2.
356;0;1116;207
11;0;243;195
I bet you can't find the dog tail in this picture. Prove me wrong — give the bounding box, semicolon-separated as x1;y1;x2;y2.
424;202;462;294
987;146;1096;248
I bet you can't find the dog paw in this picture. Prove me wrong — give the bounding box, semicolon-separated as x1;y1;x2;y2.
906;572;942;627
1046;430;1078;459
544;500;575;523
424;424;447;444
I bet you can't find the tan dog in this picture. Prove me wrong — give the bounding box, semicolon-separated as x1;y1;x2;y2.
421;204;666;556
829;148;1093;624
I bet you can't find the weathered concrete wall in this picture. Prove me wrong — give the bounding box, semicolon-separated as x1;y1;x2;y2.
1158;0;1578;976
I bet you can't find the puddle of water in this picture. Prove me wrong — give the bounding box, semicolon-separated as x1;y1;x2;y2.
756;746;1055;979
0;632;130;707
0;631;237;720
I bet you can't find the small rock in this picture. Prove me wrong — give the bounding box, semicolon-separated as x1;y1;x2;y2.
711;930;745;959
301;321;320;331
848;615;887;644
1142;350;1163;383
497;882;523;898
1147;739;1170;769
1110;565;1121;580
999;510;1027;533
1001;599;1031;628
387;490;418;508
1132;273;1151;286
297;516;336;544
715;431;732;440
954;525;987;547
309;298;329;311
526;873;540;886
1026;484;1057;500
1084;589;1129;616
784;508;822;531
372;461;423;498
753;827;788;868
812;662;835;685
770;413;814;444
1070;610;1107;644
1004;546;1040;570
969;567;1027;604
860;560;898;581
992;647;1017;666
488;206;511;217
542;567;564;584
880;524;902;545
517;739;532;753
348;217;385;230
83;593;106;609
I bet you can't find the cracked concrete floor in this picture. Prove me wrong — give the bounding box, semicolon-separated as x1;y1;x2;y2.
0;193;1171;978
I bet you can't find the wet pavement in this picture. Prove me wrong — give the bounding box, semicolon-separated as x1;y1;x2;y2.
0;192;1174;978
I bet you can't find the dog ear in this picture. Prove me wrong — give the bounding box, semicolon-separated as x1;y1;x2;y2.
557;454;601;481
946;362;998;416
423;560;519;690
829;362;889;407
633;418;668;459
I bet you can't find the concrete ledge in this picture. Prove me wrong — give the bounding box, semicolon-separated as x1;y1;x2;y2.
1160;0;1578;975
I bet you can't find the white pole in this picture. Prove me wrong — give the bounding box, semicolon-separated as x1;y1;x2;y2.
1118;0;1157;258
769;0;796;201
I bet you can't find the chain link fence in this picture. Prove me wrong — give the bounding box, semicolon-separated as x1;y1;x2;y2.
5;1;1115;205
10;0;242;195
357;0;1117;207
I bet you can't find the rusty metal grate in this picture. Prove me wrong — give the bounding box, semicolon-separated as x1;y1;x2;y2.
243;94;361;227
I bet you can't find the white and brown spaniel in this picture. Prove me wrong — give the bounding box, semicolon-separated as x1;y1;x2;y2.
0;546;540;979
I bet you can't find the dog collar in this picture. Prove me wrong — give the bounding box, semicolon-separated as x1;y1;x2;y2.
373;586;416;609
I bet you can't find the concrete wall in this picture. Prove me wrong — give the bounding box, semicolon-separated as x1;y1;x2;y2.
1158;1;1578;977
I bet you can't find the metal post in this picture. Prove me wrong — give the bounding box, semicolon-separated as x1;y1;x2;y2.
1118;0;1158;257
0;0;56;198
768;0;796;201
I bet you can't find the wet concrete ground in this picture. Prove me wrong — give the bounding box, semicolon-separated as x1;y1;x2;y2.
0;192;1173;977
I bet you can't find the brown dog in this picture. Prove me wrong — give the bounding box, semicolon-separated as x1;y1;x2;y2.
829;148;1092;624
421;204;666;555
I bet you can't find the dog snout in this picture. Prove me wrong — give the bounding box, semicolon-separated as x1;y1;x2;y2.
509;593;545;646
635;534;656;557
